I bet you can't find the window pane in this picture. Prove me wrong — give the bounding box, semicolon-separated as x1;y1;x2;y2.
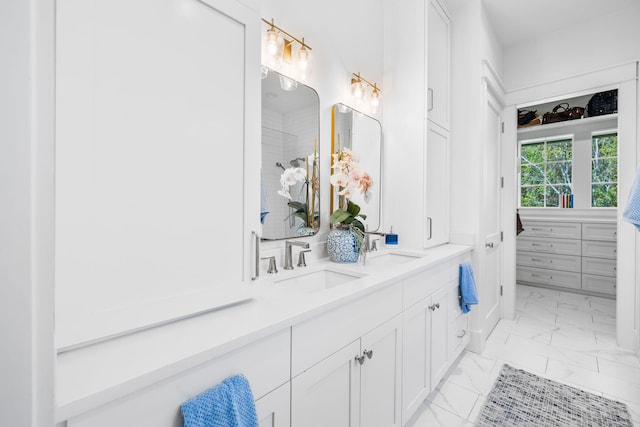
592;183;617;207
547;162;572;185
592;158;618;183
521;143;545;163
521;164;544;185
521;186;544;207
547;185;572;208
547;140;572;161
593;134;618;158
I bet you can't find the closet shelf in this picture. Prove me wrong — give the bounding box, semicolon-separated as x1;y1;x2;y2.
517;113;618;137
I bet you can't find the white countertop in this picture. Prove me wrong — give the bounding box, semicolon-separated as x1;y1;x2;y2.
55;243;472;422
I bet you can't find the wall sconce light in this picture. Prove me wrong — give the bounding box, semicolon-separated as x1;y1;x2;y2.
262;18;312;81
351;72;382;111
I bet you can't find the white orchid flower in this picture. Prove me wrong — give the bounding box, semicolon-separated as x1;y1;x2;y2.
277;167;307;200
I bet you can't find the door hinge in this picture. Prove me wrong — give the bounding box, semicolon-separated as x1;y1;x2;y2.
500;177;504;188
500;231;504;242
500;285;503;296
501;122;505;133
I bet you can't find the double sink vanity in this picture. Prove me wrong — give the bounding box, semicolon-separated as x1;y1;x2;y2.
57;244;471;427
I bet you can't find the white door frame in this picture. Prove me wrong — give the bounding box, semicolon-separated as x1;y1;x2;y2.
503;62;639;351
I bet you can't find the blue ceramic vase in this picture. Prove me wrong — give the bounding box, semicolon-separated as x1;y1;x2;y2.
327;228;359;263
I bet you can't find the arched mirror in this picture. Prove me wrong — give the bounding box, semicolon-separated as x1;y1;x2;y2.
261;69;320;240
331;103;382;231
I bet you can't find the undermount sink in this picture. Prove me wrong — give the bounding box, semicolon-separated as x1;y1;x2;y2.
363;252;424;267
272;268;365;293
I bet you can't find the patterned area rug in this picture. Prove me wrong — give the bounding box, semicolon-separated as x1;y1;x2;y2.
476;364;633;426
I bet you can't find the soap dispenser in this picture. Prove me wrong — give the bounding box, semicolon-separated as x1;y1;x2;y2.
385;226;398;245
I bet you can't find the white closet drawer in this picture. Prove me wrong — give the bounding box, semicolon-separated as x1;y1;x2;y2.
519;220;581;239
582;274;616;295
582;240;617;259
516;266;581;289
517;237;581;256
582;223;617;242
582;257;616;277
516;251;581;273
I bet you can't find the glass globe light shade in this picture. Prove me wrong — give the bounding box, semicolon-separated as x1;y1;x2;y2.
266;28;279;56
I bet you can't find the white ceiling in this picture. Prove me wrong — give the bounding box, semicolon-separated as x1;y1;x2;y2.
476;0;640;48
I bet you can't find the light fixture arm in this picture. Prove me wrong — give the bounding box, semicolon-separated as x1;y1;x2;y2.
262;18;312;51
352;72;381;94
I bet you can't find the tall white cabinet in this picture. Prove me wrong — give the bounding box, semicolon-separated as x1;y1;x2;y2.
424;0;451;248
384;0;451;249
54;0;261;346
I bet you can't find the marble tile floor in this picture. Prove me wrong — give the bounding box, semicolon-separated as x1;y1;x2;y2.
406;284;640;426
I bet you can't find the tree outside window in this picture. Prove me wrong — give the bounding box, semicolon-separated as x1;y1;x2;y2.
520;138;573;207
592;133;618;207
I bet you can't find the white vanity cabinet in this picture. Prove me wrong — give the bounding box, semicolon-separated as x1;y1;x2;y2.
256;382;291;427
64;329;291;427
291;316;402;427
291;284;403;427
400;256;470;425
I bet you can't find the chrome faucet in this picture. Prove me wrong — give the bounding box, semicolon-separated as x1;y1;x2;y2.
363;231;386;252
284;240;310;270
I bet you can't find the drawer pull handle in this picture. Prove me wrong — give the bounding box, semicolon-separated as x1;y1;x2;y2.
531;243;553;248
532;228;553;232
363;349;373;360
355;355;365;365
532;274;553;280
531;258;552;263
457;329;467;338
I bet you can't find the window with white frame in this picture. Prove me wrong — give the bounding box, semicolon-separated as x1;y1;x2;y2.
591;132;618;208
520;137;573;207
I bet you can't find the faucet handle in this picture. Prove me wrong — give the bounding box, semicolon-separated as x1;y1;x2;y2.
297;249;312;267
261;256;278;274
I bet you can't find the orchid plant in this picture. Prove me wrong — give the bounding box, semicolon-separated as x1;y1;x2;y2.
329;148;373;251
277;160;319;231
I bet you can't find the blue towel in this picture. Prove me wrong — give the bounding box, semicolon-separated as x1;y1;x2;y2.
459;262;479;314
181;374;258;427
260;174;269;224
623;168;640;230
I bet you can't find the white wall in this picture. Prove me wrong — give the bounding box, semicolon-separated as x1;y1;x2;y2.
259;0;384;261
449;0;505;352
0;0;55;426
503;4;640;92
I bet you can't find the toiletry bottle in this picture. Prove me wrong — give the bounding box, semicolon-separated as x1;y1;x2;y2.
385;226;398;245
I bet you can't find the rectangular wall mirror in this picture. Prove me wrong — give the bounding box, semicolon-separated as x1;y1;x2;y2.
331;103;382;231
261;69;320;240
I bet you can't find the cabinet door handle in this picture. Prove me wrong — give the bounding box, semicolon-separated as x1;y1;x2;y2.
355;355;365;365
531;243;553;248
363;349;373;360
427;88;434;111
457;329;467;338
485;242;494;248
251;231;260;280
532;273;553;280
429;303;440;311
427;217;433;240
